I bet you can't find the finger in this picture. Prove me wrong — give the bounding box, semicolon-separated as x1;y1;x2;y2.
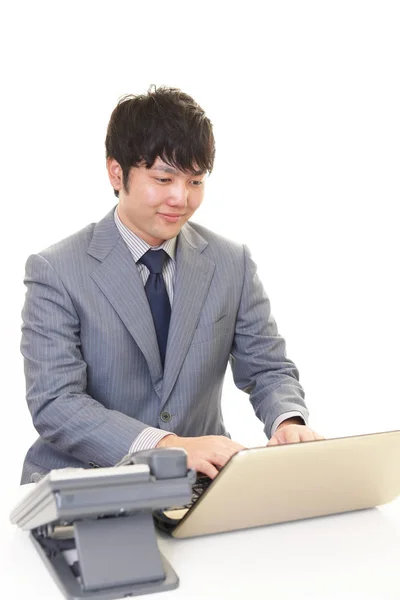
195;460;220;480
280;429;301;444
267;436;278;446
217;440;246;456
230;441;247;451
218;438;246;452
299;429;325;442
211;451;232;468
298;429;319;442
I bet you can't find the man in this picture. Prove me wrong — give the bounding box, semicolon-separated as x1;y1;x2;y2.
20;86;322;484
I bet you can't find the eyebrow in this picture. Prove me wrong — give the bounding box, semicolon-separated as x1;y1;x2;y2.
151;164;206;176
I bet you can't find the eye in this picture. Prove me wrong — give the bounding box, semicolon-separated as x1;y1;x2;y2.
191;180;204;187
155;178;171;184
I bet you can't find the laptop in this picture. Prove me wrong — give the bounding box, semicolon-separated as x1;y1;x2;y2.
153;430;400;538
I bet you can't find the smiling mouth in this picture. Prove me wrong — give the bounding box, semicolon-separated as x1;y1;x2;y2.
158;213;185;222
159;212;185;217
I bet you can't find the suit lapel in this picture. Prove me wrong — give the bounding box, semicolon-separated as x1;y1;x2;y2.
87;209;163;397
162;223;215;404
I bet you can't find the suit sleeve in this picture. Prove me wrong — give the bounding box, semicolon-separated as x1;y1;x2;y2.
229;245;309;438
21;253;151;467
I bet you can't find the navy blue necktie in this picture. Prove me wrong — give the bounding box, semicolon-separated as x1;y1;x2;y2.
139;249;171;367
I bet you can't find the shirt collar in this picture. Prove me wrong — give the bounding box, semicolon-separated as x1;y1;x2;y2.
114;207;177;263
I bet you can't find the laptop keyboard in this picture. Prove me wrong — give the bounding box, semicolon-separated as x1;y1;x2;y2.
168;474;213;511
153;475;213;532
186;475;213;508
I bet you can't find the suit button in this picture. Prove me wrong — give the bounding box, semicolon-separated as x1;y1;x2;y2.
160;411;172;423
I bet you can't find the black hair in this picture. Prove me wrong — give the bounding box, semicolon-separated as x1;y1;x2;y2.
105;85;215;197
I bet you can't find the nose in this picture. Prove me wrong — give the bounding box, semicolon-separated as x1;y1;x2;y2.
167;181;188;208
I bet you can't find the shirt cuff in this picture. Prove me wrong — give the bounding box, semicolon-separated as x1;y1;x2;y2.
270;411;307;437
129;427;177;454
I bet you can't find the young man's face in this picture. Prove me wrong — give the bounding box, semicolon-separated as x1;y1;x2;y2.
107;157;206;246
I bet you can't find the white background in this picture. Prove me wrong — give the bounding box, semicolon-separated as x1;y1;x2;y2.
0;0;399;491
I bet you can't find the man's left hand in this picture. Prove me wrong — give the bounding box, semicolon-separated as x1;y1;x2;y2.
267;419;324;446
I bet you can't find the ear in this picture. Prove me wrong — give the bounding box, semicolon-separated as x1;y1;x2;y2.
106;158;123;192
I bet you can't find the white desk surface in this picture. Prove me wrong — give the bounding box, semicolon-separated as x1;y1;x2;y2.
2;485;400;600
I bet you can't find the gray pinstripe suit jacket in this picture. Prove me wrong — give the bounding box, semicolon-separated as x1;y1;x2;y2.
20;208;308;483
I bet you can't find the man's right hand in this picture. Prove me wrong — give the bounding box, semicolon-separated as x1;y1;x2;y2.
156;434;246;479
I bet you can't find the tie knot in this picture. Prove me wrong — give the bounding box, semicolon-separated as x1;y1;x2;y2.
139;249;168;274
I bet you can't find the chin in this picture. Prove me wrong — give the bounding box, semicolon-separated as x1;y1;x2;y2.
160;228;181;240
160;223;186;237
